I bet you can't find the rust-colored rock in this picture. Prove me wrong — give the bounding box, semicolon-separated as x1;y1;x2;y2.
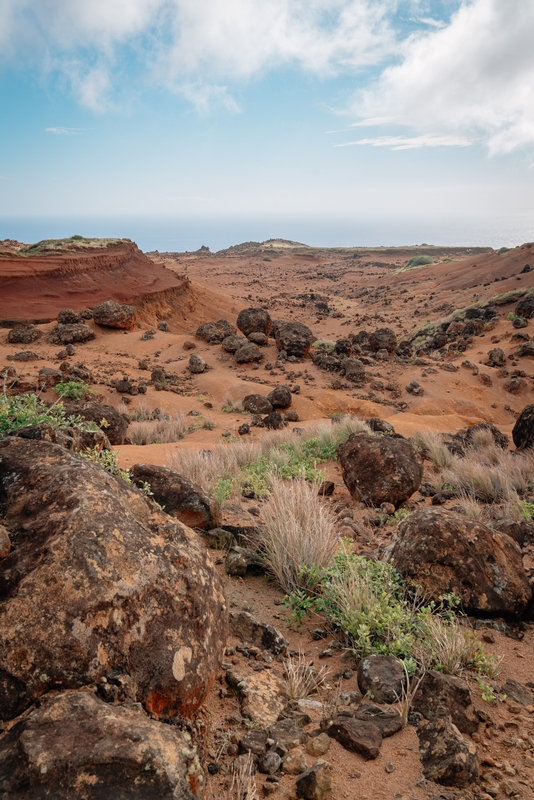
93;299;137;330
391;508;532;616
131;463;222;530
337;432;423;508
0;690;202;799
0;437;227;722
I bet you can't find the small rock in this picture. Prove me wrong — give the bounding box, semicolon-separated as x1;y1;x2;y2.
239;729;269;757
189;353;207;373
357;654;405;704
385;762;395;773
501;679;534;706
318;481;335;497
0;525;11;559
259;751;282;775
282;749;307;775
418;717;479;787
269;719;307;751
305;733;331;757
322;717;382;759
295;761;333;800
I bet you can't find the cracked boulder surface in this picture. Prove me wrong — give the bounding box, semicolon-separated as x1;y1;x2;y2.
0;437;227;722
0;690;202;799
391;508;532;616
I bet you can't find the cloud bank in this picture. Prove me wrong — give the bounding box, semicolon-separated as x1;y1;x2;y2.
1;0;534;154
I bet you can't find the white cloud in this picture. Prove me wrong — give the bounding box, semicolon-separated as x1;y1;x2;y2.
0;0;397;109
357;0;534;154
45;127;86;134
337;133;471;149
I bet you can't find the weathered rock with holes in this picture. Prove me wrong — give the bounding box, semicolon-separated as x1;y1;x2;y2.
411;671;478;735
275;322;315;358
229;611;288;654
263;412;285;430
50;323;95;345
131;463;222;530
7;325;42;345
357;655;405;704
0;437;227;722
512;404;534;450
417;717;479;788
337;432;423;508
391;508;532;616
38;366;63;389
196;319;236;344
0;690;202;799
235;343;263;363
57;309;81;325
368;328;396;353
236;307;272;337
93;300;136;330
222;334;248;353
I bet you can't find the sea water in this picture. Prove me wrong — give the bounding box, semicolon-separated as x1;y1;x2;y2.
1;214;533;253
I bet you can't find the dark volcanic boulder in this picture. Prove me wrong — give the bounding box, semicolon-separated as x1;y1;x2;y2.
357;655;405;704
342;357;366;383
391;508;532;615
337;432;423;507
368;328;396;353
93;300;137;330
412;671;478;735
335;338;353;356
243;394;273;415
418;718;479;788
7;326;42;345
275;322;315;357
131;463;222;530
188;353;207;373
267;385;292;409
236;307;272;337
516;341;534;358
65;401;130;445
222;334;248;353
0;690;201;799
0;437;227;722
235;343;263;363
323;717;382;759
50;323;95;344
57;309;81;324
263;412;285;430
512;404;534;449
196;319;236;344
515;294;534;319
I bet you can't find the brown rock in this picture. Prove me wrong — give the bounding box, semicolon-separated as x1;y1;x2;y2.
235;343;263;363
64;401;130;445
188;353;207;373
131;463;222;530
57;309;81;324
275;322;315;358
0;524;10;559
323;717;382;759
391;508;532;615
7;325;42;344
226;669;288;727
243;394;273;414
196;319;236;344
38;366;63;389
93;299;136;329
282;748;307;774
222;334;248;353
237;307;272;337
263;412;285;430
269;718;307;750
418;717;479;787
368;328;396;353
353;703;403;737
0;438;227;722
229;610;288;654
337;432;423;508
512;404;534;449
50;322;95;344
296;761;333;800
267;385;292;409
0;690;202;799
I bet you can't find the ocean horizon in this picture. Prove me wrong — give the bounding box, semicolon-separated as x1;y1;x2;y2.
1;214;533;254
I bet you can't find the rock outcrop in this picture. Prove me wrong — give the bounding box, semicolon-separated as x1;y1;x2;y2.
93;299;137;330
0;437;227;722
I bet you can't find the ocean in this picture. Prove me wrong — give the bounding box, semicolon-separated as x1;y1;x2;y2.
1;214;533;253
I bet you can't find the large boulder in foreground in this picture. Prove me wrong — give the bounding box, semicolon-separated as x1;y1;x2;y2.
93;300;137;330
131;463;222;530
236;307;272;337
0;437;227;722
512;404;534;450
0;691;201;799
275;321;315;357
337;432;423;507
391;508;532;616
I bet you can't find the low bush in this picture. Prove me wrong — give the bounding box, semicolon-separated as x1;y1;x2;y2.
54;381;95;401
0;393;93;436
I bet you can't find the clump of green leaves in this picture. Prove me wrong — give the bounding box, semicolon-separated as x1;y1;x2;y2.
0;392;92;436
54;381;95;401
286;548;499;677
80;445;131;482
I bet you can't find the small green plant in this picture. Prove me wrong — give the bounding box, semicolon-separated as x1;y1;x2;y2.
54;381;95;401
507;312;518;321
386;508;410;526
520;501;534;520
0;392;94;436
80;446;131;482
476;677;496;703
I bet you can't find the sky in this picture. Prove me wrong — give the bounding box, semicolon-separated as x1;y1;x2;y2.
1;0;534;239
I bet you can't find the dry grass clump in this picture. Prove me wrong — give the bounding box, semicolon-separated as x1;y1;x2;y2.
228;752;257;800
129;412;190;445
283;651;331;701
168;440;262;494
412;429;456;469
416;615;501;678
128;401;159;422
259;476;339;594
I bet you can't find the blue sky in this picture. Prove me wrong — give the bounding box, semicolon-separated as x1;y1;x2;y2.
1;0;534;228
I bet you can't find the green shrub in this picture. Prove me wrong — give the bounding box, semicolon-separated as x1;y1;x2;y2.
0;393;93;436
54;381;94;401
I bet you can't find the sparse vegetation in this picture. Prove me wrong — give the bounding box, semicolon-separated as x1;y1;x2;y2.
129;412;191;445
19;236;129;256
0;392;94;436
54;380;95;401
283;651;331;700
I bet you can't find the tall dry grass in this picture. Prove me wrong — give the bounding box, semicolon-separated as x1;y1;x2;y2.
258;476;339;594
129;412;190;445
